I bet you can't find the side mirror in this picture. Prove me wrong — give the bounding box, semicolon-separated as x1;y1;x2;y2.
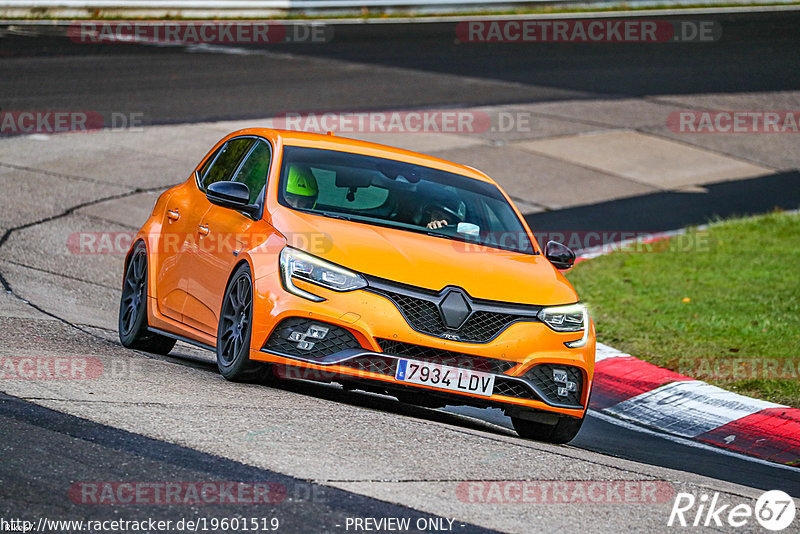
207;181;259;216
545;240;575;270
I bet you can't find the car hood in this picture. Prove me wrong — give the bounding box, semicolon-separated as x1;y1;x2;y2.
271;208;578;306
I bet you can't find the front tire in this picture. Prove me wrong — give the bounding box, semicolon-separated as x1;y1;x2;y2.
118;242;176;355
216;264;270;382
511;414;585;444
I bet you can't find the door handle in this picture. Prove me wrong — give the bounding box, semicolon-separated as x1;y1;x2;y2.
167;209;180;221
197;225;210;236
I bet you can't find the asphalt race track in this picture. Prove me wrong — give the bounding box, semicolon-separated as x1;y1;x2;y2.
1;11;800;124
1;10;800;533
0;392;497;534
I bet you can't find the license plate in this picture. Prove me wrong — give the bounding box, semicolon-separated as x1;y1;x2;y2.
394;358;495;397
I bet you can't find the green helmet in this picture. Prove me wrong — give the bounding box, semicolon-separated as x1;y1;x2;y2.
285;165;318;209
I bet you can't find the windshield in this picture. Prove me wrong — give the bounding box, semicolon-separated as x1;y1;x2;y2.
277;146;535;254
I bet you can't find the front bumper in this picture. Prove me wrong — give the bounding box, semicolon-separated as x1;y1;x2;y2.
249;271;595;418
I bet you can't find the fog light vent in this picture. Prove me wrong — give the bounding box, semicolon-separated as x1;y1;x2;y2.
553;368;577;397
287;325;330;351
263;317;361;359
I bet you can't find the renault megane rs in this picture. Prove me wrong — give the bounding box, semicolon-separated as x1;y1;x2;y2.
119;128;595;443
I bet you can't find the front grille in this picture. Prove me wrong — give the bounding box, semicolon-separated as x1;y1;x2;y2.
374;289;524;343
493;378;539;400
263;318;361;358
464;311;523;342
523;363;584;407
366;278;541;343
338;355;397;376
389;292;444;334
377;338;516;375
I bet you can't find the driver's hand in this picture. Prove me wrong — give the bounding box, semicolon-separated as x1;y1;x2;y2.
426;219;448;229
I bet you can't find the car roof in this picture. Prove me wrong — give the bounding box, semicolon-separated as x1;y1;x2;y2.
231;127;497;185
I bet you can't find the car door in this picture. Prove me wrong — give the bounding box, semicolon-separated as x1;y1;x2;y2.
153;143;230;324
182;137;270;335
153;180;209;323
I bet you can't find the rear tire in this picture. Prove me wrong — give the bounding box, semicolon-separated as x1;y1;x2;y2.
511;414;585;444
118;242;176;355
216;264;270;382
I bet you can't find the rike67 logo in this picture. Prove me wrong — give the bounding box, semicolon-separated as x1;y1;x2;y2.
669;490;796;531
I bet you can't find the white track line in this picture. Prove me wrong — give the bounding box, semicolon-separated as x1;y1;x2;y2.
445;405;797;472
590;409;799;473
607;381;783;438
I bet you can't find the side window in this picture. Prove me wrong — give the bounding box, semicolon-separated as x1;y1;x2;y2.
201;138;255;191
198;145;222;181
232;140;272;204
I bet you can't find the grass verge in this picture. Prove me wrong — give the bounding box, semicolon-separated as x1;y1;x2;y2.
567;210;800;408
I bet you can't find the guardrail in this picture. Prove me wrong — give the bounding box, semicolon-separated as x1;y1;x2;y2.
1;0;542;19
0;0;795;18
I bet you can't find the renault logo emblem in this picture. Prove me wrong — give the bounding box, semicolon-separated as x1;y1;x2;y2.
438;289;472;330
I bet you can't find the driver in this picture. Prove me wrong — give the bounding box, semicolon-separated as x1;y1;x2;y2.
423;197;466;229
284;165;318;210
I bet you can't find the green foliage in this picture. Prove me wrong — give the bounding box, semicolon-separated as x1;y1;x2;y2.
568;211;800;407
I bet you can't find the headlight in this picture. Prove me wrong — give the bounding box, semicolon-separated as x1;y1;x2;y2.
538;303;590;348
279;247;367;302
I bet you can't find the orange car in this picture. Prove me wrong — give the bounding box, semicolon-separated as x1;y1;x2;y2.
119;128;595;443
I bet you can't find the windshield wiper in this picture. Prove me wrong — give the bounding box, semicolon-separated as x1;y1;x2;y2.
425;231;451;239
317;211;351;221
